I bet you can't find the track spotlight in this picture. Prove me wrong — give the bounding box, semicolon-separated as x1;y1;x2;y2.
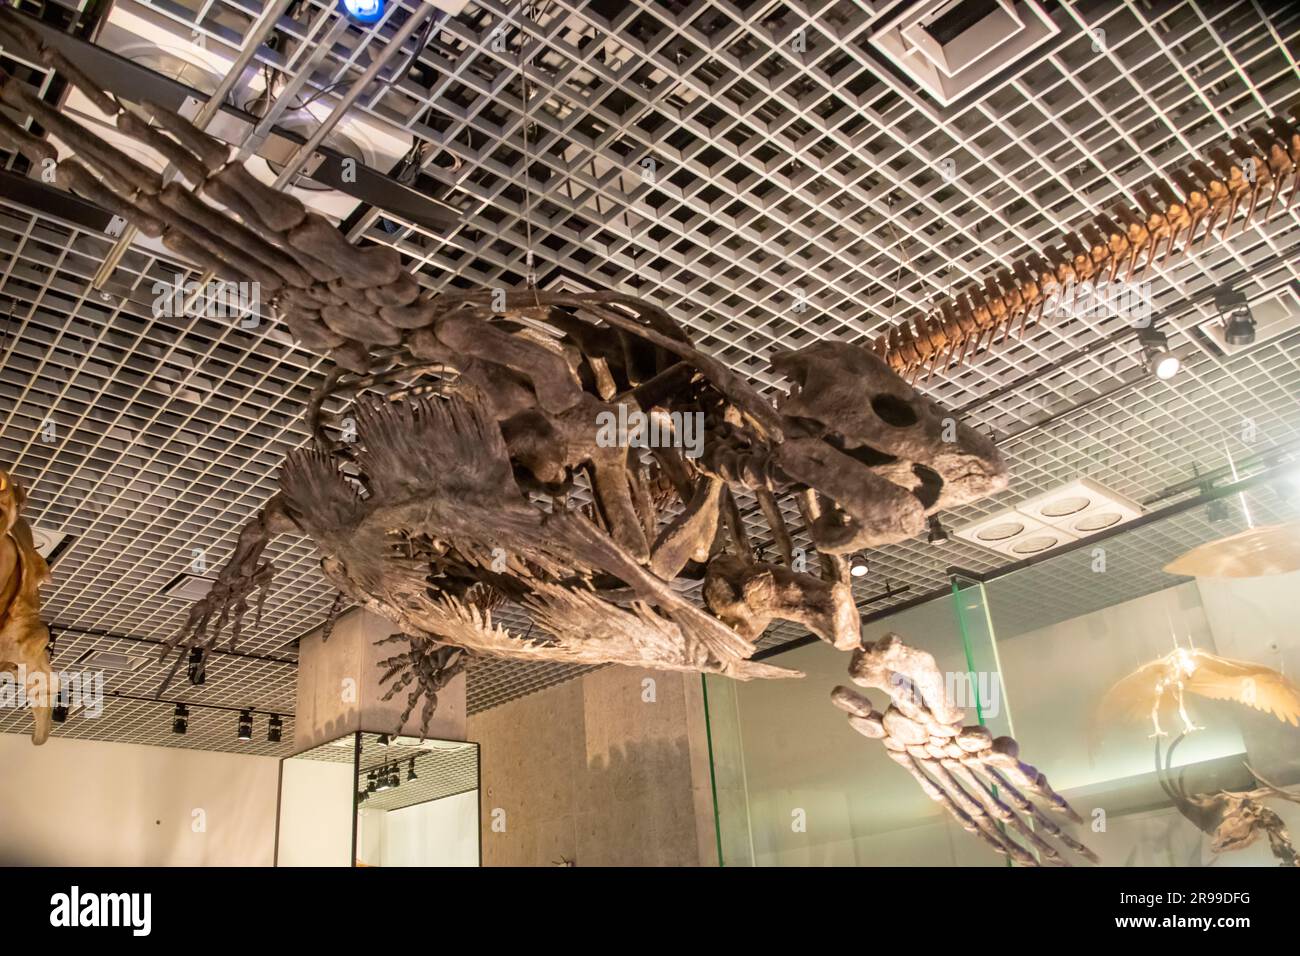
338;0;385;25
357;789;369;803
366;770;378;793
407;756;418;781
926;515;949;544
849;554;870;578
172;703;189;735
187;647;206;686
237;709;253;742
1214;286;1255;346
376;766;397;792
1137;325;1179;380
376;733;393;747
52;705;68;724
267;714;283;743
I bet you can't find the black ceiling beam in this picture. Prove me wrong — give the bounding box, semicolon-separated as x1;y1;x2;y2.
7;12;460;234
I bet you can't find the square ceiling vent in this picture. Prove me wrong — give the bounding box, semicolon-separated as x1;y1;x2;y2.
73;648;151;674
868;0;1060;106
29;524;72;564
955;478;1143;557
159;573;215;601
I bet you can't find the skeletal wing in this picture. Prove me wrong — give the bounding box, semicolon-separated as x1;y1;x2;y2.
1096;655;1174;724
1186;650;1300;726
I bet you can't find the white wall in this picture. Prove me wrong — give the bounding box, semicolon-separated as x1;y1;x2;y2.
276;757;355;867
0;733;279;866
357;790;479;866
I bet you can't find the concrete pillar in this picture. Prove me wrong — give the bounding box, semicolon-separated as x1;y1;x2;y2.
293;608;466;751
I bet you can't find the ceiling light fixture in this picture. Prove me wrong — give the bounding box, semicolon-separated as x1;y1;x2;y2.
1213;286;1256;346
172;703;188;735
407;756;418;781
186;647;206;686
339;0;385;25
267;714;283;743
1137;324;1180;380
237;709;253;742
849;554;870;578
926;515;949;544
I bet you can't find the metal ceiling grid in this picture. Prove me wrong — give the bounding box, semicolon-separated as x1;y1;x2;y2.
289;734;479;811
28;691;298;755
355;734;478;811
2;0;1300;751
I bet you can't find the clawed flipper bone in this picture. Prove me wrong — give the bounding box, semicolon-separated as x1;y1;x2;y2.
831;634;1098;866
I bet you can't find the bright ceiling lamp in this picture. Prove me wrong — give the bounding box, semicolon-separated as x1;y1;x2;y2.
1137;324;1180;380
339;0;386;25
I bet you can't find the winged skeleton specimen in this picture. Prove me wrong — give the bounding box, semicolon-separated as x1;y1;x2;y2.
0;469;57;744
1098;646;1300;738
832;635;1098;866
1157;733;1300;866
0;6;1095;862
1164;520;1300;578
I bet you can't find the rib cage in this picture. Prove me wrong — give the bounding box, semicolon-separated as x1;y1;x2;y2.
878;107;1300;381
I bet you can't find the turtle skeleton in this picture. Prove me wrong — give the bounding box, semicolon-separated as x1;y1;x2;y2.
0;5;1097;864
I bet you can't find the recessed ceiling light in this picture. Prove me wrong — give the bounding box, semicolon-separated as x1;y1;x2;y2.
975;520;1025;542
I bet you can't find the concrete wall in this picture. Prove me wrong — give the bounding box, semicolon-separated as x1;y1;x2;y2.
296;608;466;751
0;733;279;866
357;790;479;866
467;665;719;866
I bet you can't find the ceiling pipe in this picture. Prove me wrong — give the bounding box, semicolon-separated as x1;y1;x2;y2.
91;0;299;290
272;3;441;189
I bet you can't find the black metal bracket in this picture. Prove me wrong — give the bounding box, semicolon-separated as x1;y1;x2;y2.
6;11;460;234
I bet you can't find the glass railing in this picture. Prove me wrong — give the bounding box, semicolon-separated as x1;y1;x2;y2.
705;480;1300;866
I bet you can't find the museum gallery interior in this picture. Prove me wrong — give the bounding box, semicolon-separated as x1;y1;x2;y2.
1;0;1299;869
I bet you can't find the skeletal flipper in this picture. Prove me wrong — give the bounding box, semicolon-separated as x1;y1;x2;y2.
831;634;1098;867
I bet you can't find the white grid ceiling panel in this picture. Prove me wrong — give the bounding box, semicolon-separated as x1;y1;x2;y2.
2;0;1300;749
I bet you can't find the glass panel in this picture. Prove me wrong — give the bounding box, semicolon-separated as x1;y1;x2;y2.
705;591;1008;866
703;480;1300;867
353;732;480;867
276;732;358;867
983;485;1300;867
